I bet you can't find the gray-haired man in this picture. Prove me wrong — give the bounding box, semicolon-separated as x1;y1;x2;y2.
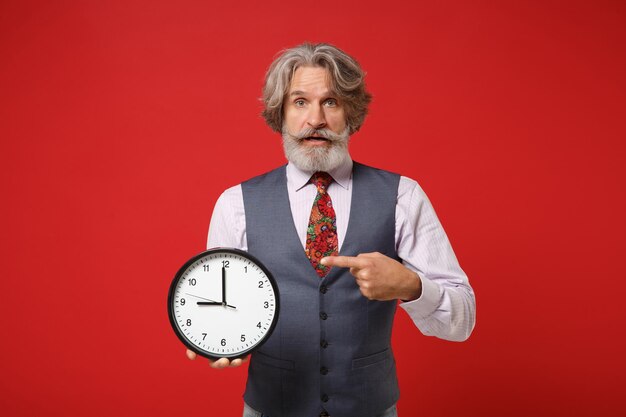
187;43;476;417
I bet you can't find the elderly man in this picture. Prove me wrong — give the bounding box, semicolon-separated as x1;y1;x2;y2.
187;43;476;417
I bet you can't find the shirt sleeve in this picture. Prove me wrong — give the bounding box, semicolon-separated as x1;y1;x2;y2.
207;184;248;251
396;176;476;341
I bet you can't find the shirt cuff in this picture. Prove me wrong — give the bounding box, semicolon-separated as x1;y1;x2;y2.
399;275;440;319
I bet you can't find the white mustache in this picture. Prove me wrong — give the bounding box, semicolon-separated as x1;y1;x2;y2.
290;127;345;142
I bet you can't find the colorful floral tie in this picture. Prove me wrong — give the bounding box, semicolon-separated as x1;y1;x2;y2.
305;172;338;278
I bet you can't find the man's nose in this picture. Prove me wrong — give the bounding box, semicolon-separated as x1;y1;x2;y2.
307;104;327;129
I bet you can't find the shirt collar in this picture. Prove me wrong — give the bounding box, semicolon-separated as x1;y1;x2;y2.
287;157;353;191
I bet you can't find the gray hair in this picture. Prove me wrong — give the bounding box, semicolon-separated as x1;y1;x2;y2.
261;43;372;135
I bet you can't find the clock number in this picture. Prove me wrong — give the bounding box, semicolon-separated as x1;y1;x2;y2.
221;339;226;346
222;260;229;268
203;265;210;272
186;319;192;326
258;281;264;288
244;266;247;273
264;301;269;309
189;278;197;286
180;298;186;306
240;334;246;342
257;322;262;328
202;333;207;340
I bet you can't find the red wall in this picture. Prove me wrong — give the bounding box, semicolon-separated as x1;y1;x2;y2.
1;1;625;416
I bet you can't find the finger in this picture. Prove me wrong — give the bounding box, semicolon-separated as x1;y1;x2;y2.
230;354;252;367
320;255;366;269
209;358;231;369
350;266;363;278
186;349;197;360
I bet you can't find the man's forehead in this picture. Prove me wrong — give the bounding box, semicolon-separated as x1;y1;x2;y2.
288;66;333;94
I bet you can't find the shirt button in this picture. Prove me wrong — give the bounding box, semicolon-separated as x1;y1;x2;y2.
320;366;328;375
320;285;328;294
320;312;328;320
320;412;330;417
321;394;329;402
320;340;329;348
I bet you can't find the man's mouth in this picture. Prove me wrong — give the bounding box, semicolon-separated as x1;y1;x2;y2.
303;136;330;142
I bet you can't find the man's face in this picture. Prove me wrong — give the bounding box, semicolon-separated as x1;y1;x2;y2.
281;66;350;172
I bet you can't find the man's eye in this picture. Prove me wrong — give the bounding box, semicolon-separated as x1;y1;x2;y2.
324;99;337;107
295;99;305;106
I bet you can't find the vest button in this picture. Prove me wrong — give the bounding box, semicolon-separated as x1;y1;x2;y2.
320;340;329;348
320;366;328;375
320;412;330;417
320;285;328;294
321;394;329;402
319;312;328;320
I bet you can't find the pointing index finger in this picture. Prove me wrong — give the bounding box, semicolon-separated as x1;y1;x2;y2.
320;255;363;269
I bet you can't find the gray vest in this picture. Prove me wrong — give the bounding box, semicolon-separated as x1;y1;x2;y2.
241;162;401;417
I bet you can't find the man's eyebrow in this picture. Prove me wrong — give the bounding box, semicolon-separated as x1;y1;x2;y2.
289;90;335;97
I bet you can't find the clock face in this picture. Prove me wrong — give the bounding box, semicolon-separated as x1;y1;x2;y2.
167;248;279;360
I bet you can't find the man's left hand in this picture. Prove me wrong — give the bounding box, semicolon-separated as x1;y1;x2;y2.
321;252;422;301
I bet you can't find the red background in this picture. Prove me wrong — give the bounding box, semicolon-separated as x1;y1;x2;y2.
1;1;625;416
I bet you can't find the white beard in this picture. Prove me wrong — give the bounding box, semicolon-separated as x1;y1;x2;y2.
281;126;350;172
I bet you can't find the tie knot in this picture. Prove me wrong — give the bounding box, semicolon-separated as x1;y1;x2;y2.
310;171;333;193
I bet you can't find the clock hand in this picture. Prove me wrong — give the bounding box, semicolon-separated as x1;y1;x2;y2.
186;293;237;309
185;293;219;303
197;301;237;309
222;266;226;305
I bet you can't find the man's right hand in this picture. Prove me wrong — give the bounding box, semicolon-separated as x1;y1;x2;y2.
185;349;249;369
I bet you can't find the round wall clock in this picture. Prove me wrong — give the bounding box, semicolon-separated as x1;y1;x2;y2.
167;248;279;360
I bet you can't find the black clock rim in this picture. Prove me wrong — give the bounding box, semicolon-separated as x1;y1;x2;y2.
167;247;280;361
